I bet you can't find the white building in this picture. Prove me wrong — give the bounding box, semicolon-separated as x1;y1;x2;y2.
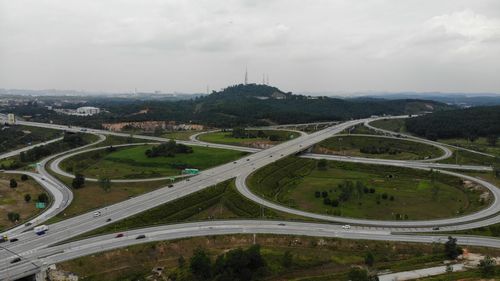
7;113;15;124
76;106;100;116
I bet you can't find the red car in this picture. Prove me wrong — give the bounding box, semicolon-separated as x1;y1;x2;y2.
115;233;124;238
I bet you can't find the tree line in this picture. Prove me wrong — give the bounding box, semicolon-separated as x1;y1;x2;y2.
405;106;500;142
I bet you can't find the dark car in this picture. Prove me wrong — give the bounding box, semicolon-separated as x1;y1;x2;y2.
136;234;146;239
9;238;19;243
115;233;124;238
25;222;32;227
168;184;174;188
106;218;112;222
10;257;21;264
432;227;440;231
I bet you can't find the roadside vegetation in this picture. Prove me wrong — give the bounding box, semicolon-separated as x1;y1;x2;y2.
198;129;300;148
314;135;443;160
247;157;488;220
57;234;499;281
0;132;98;170
369;118;408;133
0;124;61;154
59;144;247;179
0;173;46;231
438;149;500;166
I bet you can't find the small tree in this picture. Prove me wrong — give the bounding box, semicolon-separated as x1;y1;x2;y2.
323;197;331;205
72;174;85;189
282;250;293;268
444;236;463;259
314;191;321;198
331;199;339;207
7;212;20;222
364;252;374;267
38;193;49;203
99;177;111;192
21;174;29;181
190;248;211;280
10;179;17;188
317;159;328;170
24;194;31;203
478;256;496;277
445;264;453;273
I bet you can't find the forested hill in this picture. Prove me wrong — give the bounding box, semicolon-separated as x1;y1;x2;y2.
7;84;452;128
188;84;451;126
405;105;500;140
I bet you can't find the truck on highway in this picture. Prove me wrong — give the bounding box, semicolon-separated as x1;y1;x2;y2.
34;225;49;235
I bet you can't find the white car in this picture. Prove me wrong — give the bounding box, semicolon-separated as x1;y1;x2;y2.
93;211;101;217
342;225;351;229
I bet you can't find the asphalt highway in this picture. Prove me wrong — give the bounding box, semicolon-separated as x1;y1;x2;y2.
2;220;500;280
1;116;499;280
0;118;376;279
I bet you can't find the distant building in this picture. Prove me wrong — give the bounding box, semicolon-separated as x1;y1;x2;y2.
76;106;100;116
7;113;15;124
271;92;286;100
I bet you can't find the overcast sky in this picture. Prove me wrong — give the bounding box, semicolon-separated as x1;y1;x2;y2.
1;0;500;94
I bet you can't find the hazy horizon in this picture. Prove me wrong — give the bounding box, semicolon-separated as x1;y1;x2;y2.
1;1;500;94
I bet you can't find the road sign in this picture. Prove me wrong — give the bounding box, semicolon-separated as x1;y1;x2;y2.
183;168;199;175
35;202;46;209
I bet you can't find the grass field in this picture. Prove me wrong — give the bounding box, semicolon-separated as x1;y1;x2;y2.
57;234;499;281
315;135;443;160
46;175;175;223
161;131;200;141
198;130;300;147
248;157;488;220
0;173;45;231
370;119;408;133
60;144;247;179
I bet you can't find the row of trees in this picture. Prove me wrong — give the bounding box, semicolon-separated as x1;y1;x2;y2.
184;245;267;281
18;133;88;164
145;140;193;158
360;145;402;155
230;128;282;141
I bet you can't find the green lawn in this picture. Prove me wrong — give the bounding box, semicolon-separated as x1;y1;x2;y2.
248;157;488;220
198;130;300;147
60;144;247;179
315;135;443;160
